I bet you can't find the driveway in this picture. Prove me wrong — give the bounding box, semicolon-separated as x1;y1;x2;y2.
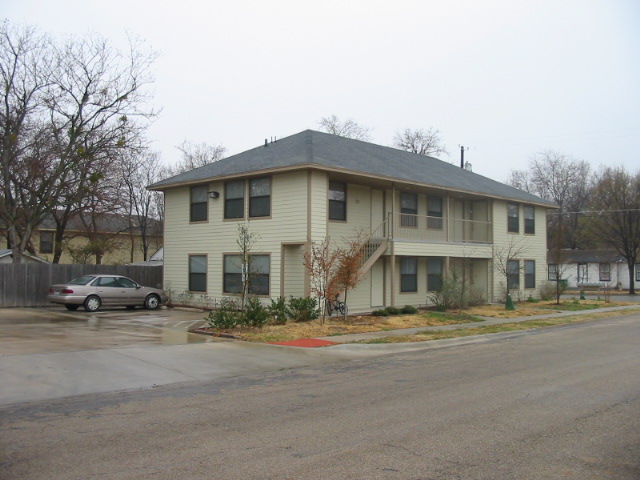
0;306;212;355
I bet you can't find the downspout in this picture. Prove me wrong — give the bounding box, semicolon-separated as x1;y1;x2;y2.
390;183;396;308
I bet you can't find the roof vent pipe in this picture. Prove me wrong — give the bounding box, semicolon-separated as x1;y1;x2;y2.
264;139;268;147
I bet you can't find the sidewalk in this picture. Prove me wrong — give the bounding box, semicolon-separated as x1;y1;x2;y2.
315;304;640;343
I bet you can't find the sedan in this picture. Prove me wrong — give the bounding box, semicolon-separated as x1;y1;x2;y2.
48;274;168;312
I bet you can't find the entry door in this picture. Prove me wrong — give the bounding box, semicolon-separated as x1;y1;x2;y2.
371;189;384;234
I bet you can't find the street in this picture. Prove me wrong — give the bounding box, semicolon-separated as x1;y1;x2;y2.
1;313;639;479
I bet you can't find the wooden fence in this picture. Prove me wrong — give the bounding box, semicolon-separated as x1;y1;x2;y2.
0;264;163;307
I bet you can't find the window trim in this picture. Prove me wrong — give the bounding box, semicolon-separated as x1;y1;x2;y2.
524;206;535;235
599;263;611;282
328;181;347;222
223;253;271;296
249;177;271;219
224;180;246;220
507;203;519;233
524;260;535;289
400;257;418;293
190;185;209;223
188;254;207;293
400;192;418;228
577;263;588;284
39;231;54;254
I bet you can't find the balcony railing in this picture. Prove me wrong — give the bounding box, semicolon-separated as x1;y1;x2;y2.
387;212;492;244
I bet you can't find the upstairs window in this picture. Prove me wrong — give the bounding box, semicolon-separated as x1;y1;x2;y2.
507;260;520;289
225;180;245;219
190;185;208;222
400;192;417;227
427;196;443;229
524;206;535;234
249;177;271;218
328;182;346;221
507;203;519;233
40;231;54;254
524;260;535;288
599;263;611;282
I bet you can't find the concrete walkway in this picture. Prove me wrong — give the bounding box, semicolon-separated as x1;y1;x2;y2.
2;304;639;407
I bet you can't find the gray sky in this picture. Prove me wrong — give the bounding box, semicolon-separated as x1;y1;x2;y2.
5;0;640;182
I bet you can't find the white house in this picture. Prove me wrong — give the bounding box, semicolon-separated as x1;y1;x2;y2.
149;130;556;312
547;249;639;290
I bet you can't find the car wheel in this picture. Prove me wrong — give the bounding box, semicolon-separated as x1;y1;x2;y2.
144;294;160;310
65;304;80;311
84;295;101;312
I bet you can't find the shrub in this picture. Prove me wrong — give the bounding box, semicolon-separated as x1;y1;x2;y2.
244;297;269;327
288;296;319;323
268;297;288;325
539;281;564;301
429;272;463;310
401;305;418;314
206;297;241;329
385;306;401;315
371;309;390;317
177;290;193;305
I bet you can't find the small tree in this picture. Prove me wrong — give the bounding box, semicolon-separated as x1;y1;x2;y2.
334;233;366;319
493;238;525;307
547;213;572;304
303;237;341;325
236;223;259;309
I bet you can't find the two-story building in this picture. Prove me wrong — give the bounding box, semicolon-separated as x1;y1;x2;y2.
149;130;555;312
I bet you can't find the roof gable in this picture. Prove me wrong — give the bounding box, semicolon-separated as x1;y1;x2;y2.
150;130;555;207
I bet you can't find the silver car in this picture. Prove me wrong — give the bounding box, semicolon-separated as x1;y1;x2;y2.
48;274;168;312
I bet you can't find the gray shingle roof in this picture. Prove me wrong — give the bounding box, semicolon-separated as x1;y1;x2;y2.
149;130;556;207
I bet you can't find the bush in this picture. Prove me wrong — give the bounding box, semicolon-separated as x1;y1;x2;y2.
371;309;390;317
429;272;463;310
539;281;565;301
268;297;288;325
206;297;241;329
288;296;319;323
385;306;401;315
401;305;418;314
243;297;269;327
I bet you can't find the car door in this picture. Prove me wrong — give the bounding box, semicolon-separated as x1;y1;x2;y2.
116;276;140;305
94;276;120;305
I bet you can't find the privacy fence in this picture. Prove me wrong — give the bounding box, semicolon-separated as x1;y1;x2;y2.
0;264;163;307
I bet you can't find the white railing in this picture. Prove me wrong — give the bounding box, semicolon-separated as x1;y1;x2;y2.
389;212;492;244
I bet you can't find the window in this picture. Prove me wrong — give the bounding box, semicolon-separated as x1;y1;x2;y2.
636;264;640;282
189;255;207;292
524;260;535;288
96;276;118;287
427;196;443;229
548;264;558;281
507;260;520;289
225;180;245;219
223;254;271;295
40;231;53;254
117;277;137;288
400;192;417;227
249;177;271;218
427;258;443;291
328;182;346;221
524;206;535;234
400;257;417;293
599;263;611;282
577;263;588;284
190;186;208;222
507;203;519;233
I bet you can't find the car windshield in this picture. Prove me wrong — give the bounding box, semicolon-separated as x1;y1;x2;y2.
67;276;96;285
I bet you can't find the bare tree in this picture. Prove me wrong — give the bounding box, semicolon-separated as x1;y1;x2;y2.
318;115;372;141
493;238;525;305
304;237;341;325
0;21;158;263
508;150;591;249
588;166;640;294
170;139;226;174
392;127;447;157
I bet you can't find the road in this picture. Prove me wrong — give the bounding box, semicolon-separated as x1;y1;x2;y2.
2;313;639;479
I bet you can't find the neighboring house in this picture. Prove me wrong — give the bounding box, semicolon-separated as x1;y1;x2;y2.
0;213;163;265
128;247;164;266
149;130;556;313
547;249;638;290
0;249;49;264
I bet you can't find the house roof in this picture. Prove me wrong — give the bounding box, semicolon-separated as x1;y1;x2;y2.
35;212;162;235
547;249;625;264
0;249;50;263
149;130;556;207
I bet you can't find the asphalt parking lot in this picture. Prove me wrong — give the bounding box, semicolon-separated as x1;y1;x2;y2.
0;306;213;355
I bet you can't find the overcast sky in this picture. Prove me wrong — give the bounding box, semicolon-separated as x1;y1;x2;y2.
5;0;640;182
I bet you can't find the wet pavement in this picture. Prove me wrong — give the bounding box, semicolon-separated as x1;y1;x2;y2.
0;307;214;356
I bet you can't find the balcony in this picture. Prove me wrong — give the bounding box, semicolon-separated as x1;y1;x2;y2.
372;212;492;244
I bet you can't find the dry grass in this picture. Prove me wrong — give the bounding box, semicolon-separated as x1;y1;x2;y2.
465;299;631;318
213;311;483;343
